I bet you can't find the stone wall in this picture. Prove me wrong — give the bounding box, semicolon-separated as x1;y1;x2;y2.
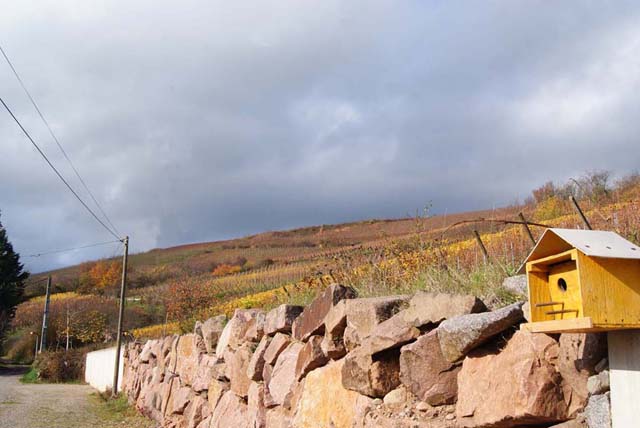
121;284;611;428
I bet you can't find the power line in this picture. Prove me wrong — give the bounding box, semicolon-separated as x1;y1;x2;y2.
0;95;121;240
25;239;122;258
0;43;121;237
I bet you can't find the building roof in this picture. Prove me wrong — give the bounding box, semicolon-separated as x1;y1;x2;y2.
517;228;640;274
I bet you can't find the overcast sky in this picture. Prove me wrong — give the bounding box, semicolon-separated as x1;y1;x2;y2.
1;1;639;272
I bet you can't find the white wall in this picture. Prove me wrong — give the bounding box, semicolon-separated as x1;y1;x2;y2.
85;346;123;392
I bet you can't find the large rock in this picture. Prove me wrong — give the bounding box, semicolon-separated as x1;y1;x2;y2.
401;292;486;327
175;334;206;386
437;301;524;363
321;334;346;360
245;311;267;342
358;312;421;355
583;393;610;428
295;335;329;380
456;330;567;427
266;342;304;407
184;395;210;428
266;408;292;428
247;335;272;381
321;300;349;359
207;378;229;410
343;295;409;351
341;346;401;398
264;304;304;335
248;382;267;428
216;309;266;357
225;344;254;399
502;275;528;297
139;339;156;363
158;335;176;371
587;370;610;396
263;333;291;366
400;329;460;405
167;383;193;415
209;390;251;428
557;333;607;417
292;284;356;341
167;335;181;373
324;300;348;336
160;375;177;416
192;354;217;392
292;359;373;428
285;377;306;412
196;315;227;354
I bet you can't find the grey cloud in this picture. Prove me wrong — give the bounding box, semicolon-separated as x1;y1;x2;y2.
1;0;640;272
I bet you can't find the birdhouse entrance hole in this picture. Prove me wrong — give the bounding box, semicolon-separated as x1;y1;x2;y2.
557;277;568;292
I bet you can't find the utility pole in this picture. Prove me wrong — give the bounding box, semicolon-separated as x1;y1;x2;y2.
30;331;39;360
39;276;52;353
112;236;129;397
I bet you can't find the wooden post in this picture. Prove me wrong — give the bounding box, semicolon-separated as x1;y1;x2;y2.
112;236;129;397
39;276;51;353
569;196;593;230
608;330;640;427
65;306;70;351
518;212;536;245
473;230;489;263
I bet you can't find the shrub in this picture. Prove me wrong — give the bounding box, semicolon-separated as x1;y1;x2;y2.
212;264;242;277
3;329;37;363
20;367;39;383
77;260;121;295
35;348;86;382
166;277;215;323
533;195;566;221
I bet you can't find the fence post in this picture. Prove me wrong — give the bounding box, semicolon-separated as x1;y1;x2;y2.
569;196;593;230
473;230;489;264
518;212;536;245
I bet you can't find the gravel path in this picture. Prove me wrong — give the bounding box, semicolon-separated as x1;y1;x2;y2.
0;367;153;428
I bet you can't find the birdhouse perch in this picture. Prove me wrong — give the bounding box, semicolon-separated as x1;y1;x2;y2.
520;228;640;333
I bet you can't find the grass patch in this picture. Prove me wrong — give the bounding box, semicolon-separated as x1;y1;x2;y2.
20;367;39;383
90;392;151;426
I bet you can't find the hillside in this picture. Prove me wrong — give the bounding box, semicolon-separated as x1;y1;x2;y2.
27;203;524;297
5;171;639;360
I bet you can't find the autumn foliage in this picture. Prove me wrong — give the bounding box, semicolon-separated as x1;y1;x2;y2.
165;278;215;324
212;264;242;277
77;260;121;294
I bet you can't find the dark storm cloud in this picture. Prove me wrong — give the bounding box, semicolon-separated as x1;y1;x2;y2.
2;1;640;272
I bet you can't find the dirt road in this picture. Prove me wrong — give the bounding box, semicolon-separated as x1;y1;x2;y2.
0;367;152;428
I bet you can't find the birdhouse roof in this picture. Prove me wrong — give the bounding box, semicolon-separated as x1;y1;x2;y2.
517;228;640;274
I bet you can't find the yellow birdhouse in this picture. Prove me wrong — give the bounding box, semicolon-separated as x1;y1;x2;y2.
519;228;640;333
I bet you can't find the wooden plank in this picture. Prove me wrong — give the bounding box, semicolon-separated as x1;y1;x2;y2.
528;271;553;322
528;265;549;273
579;255;640;325
521;318;640;333
520;317;593;333
608;330;640;428
527;249;576;268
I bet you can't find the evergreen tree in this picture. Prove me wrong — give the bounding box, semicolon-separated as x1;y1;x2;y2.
0;212;29;336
